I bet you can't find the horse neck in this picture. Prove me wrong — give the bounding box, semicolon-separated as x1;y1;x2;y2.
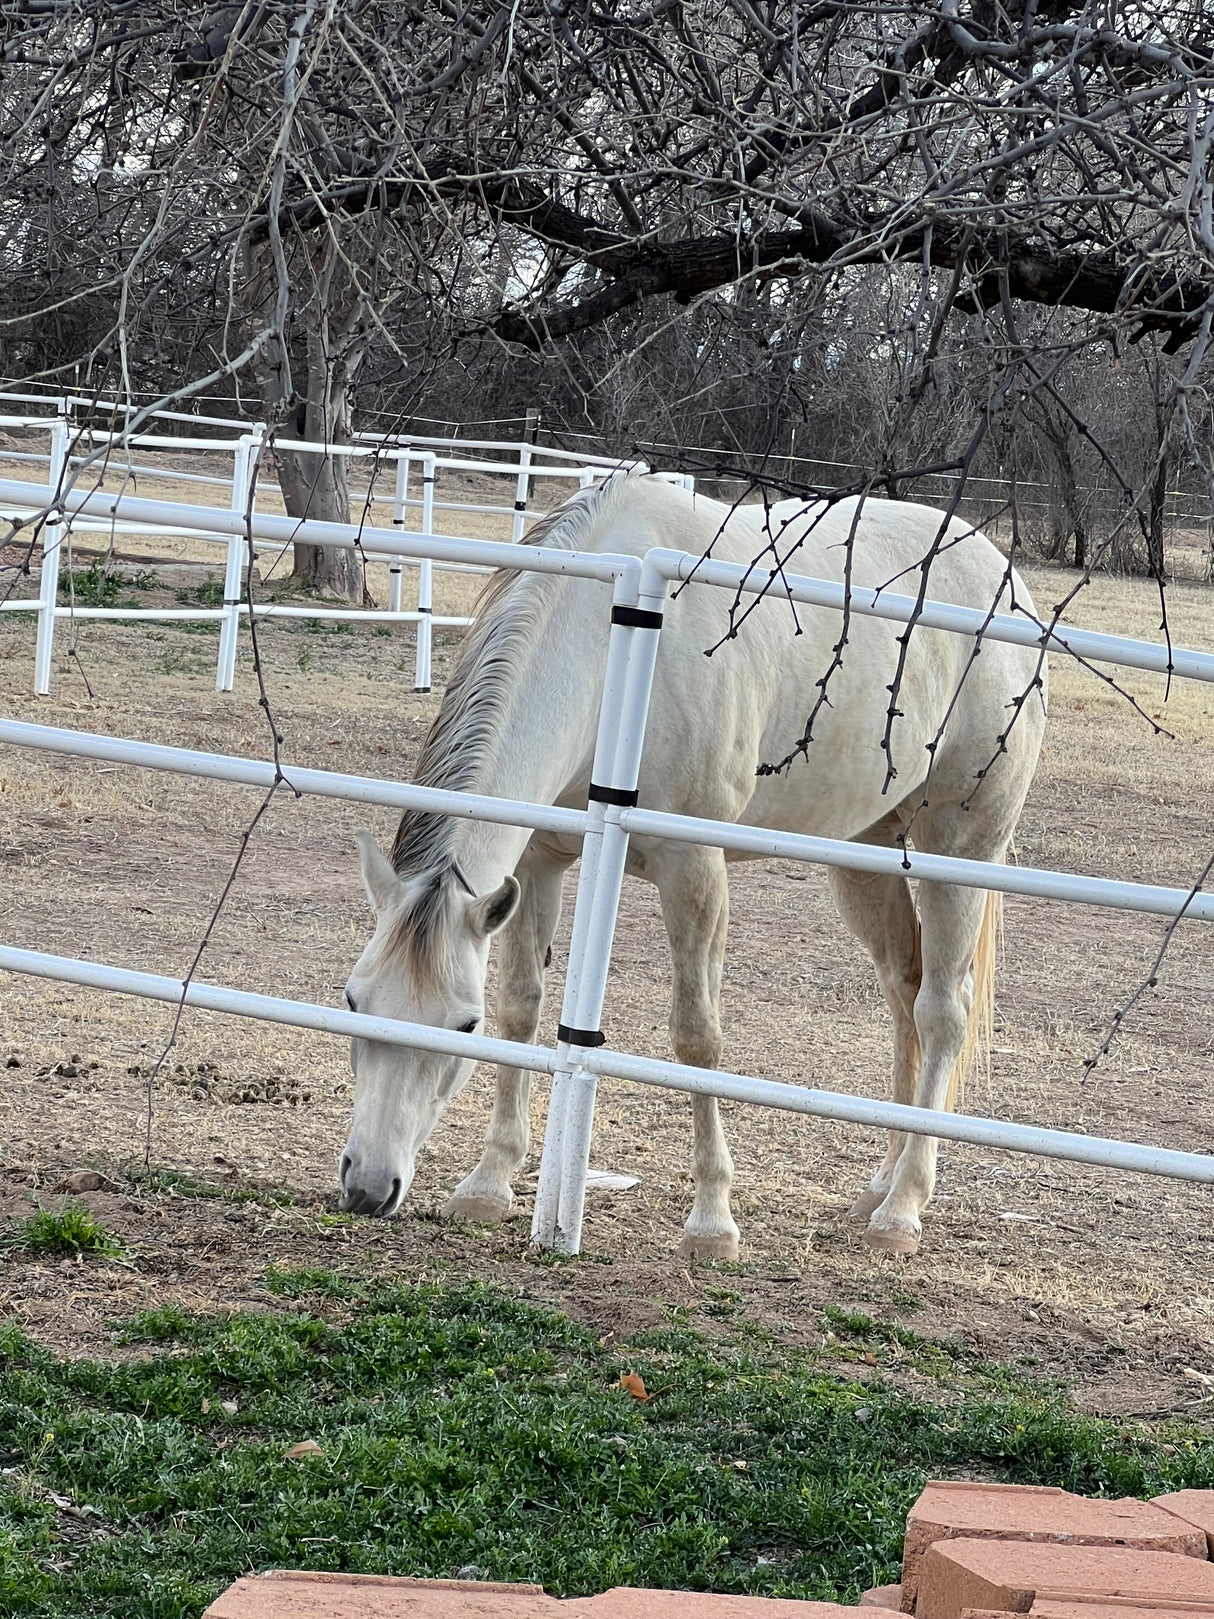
441;601;606;894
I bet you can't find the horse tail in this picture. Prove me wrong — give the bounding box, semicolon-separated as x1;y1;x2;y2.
946;888;1001;1110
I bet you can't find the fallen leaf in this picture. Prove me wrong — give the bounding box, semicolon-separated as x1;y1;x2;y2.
200;1399;210;1415
56;1170;116;1194
862;1352;878;1366
1182;1367;1214;1389
220;1400;238;1416
285;1439;324;1461
619;1371;650;1401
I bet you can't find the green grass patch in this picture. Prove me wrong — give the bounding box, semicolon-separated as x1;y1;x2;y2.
1;1280;1209;1619
4;1203;125;1261
130;1168;294;1209
59;563;156;607
175;577;225;608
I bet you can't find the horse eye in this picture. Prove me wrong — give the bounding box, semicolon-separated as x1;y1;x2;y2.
457;1019;478;1035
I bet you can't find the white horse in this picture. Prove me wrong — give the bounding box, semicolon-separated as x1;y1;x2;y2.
340;475;1046;1257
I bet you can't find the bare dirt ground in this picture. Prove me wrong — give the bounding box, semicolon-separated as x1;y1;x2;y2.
2;490;1213;1419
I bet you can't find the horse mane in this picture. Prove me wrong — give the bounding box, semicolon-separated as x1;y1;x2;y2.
387;483;609;972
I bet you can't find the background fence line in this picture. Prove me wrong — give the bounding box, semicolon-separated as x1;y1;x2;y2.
0;397;654;694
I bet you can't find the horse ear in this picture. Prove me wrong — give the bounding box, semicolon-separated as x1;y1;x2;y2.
356;830;401;913
468;875;520;938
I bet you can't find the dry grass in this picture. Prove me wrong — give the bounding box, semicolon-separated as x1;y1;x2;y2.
1;514;1214;1408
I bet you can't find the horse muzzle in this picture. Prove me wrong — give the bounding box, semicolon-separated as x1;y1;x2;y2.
338;1151;412;1218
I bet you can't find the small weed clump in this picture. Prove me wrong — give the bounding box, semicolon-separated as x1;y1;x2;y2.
175;577;225;608
6;1203;125;1260
59;562;155;606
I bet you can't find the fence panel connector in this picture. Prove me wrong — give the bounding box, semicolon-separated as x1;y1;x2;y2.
532;556;668;1254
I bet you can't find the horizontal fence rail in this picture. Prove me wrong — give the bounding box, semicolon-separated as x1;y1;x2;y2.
5;477;1214;680
0;477;624;578
2;944;1211;1186
0;718;588;837
621;807;1214;921
652;548;1214;684
2;718;1211;922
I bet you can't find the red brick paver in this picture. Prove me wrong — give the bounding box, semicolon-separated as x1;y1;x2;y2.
202;1573;906;1619
1153;1496;1214;1559
958;1608;1214;1619
902;1486;1207;1610
915;1539;1214;1619
203;1572;554;1619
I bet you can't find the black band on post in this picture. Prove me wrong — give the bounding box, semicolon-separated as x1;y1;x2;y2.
588;782;638;807
417;605;432;614
223;598;240;607
557;1023;605;1049
514;499;527;512
611;604;664;630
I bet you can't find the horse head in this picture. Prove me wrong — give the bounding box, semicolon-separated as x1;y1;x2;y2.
338;830;519;1216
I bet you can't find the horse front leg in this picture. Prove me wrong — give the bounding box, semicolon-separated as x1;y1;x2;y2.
655;845;739;1262
444;849;568;1223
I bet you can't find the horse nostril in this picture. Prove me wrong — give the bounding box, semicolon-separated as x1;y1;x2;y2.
339;1153;352;1186
379;1178;402;1217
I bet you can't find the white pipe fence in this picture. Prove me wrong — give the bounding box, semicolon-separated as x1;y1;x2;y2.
1;942;1209;1191
2;477;1214;1255
0;397;648;695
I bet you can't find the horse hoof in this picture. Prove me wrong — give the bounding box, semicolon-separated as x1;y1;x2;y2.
678;1231;740;1262
442;1190;512;1224
849;1187;887;1220
862;1220;920;1256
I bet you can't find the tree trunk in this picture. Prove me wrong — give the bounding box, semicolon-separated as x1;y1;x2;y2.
1072;520;1087;571
277;371;365;602
245;236;373;605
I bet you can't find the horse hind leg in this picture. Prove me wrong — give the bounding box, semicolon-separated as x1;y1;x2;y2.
444;848;568;1223
863;873;995;1256
655;845;739;1262
825;853;922;1226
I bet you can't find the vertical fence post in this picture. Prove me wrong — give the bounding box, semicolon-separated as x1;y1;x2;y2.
413;452;436;692
216;429;257;692
531;556;668;1254
33;407;70;697
511;442;533;544
389;450;410;615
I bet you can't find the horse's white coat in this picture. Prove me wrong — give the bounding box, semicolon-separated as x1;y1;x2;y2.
340;476;1046;1255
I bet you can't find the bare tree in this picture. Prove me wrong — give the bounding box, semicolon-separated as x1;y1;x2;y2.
0;1;1211;590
